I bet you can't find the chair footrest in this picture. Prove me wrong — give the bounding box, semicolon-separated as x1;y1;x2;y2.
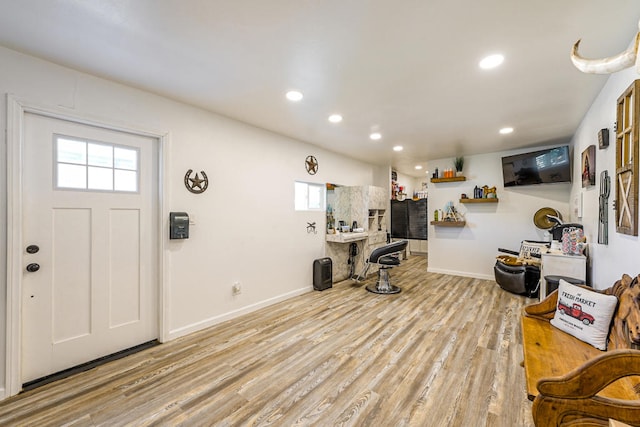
366;284;401;294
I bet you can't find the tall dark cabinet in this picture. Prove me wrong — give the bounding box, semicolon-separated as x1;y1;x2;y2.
391;199;428;240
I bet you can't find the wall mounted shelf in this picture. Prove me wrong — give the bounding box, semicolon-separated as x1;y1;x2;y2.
430;176;466;183
430;221;466;227
460;198;499;204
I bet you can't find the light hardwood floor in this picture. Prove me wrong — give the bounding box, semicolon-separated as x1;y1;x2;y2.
0;256;535;426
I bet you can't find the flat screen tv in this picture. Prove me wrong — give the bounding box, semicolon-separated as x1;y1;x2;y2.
502;145;571;187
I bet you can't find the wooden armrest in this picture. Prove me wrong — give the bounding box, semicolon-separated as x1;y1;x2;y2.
537;350;640;399
524;284;596;321
523;290;558;320
530;275;640;427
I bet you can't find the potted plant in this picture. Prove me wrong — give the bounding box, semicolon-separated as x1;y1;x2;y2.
454;156;464;177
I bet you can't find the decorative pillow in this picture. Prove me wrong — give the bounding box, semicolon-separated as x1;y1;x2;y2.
550;280;618;350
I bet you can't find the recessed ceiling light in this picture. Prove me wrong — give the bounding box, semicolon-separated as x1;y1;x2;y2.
499;127;514;134
479;54;504;70
286;90;303;101
393;145;403;152
415;165;423;170
328;114;343;123
370;132;382;141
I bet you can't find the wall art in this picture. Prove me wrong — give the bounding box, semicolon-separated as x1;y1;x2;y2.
305;155;318;175
184;169;209;194
581;145;596;187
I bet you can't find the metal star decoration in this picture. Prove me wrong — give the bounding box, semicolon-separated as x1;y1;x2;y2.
184;169;209;194
305;155;318;175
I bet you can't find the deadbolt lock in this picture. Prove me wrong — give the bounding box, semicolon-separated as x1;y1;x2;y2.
26;263;40;273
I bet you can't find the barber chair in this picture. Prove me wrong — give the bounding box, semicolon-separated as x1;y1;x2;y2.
493;217;585;297
494;240;549;297
355;240;409;294
494;257;541;297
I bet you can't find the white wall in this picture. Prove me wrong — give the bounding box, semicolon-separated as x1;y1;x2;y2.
394;171;416;197
0;46;386;394
427;151;571;279
570;66;640;289
393;171;429;199
428;64;640;286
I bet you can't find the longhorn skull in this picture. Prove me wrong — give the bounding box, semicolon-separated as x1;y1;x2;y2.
571;24;640;74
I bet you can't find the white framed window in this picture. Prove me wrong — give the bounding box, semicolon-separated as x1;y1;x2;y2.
54;135;139;193
295;181;325;211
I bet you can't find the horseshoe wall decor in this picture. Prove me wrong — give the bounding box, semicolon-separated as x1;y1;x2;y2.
184;169;209;194
305;155;318;175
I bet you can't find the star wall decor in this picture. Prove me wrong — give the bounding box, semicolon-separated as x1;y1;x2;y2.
184;169;209;194
305;155;318;175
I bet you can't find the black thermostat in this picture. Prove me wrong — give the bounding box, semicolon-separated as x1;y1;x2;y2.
598;128;609;149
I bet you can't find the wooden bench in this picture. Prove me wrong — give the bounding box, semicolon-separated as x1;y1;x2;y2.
521;274;640;427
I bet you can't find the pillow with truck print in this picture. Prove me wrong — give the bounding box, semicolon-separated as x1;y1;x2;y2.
550;279;618;350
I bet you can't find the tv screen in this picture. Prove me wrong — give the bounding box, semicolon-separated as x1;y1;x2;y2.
502;145;571;187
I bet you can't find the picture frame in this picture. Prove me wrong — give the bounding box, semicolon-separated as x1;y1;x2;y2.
598;128;609;149
582;145;596;187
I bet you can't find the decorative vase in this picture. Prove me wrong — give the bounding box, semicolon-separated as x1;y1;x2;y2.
456;170;463;177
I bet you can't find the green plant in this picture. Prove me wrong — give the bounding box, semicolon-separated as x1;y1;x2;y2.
454;156;464;172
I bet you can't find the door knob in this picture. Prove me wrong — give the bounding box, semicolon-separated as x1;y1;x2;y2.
26;245;40;254
26;263;40;273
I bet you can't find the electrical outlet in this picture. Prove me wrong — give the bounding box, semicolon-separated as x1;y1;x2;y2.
232;281;242;295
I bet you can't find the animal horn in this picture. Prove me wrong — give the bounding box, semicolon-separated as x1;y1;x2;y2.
570;34;640;74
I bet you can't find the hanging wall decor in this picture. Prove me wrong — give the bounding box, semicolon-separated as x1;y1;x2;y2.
581;145;596;187
571;29;640;75
598;170;610;244
615;80;640;236
598;128;609;149
184;169;209;194
305;155;318;175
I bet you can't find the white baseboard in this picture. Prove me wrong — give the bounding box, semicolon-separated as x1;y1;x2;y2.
427;267;494;281
166;286;313;341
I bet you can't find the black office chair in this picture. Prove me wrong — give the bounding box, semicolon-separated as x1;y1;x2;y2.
355;240;408;294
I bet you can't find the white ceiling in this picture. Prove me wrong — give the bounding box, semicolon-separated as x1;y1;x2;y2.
1;1;639;177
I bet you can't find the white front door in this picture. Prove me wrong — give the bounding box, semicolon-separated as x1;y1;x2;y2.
21;112;159;384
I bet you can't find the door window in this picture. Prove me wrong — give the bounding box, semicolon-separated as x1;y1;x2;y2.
55;135;139;192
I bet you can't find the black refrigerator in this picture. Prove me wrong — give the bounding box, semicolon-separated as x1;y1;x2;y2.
391;199;428;240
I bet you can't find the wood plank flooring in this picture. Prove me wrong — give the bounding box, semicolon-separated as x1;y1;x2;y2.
0;256;535;426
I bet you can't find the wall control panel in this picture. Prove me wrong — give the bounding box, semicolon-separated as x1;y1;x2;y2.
169;212;189;239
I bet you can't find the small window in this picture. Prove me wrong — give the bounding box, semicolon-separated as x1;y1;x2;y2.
55;135;139;193
295;181;325;211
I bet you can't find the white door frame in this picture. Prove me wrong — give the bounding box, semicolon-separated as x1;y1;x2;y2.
5;94;170;398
